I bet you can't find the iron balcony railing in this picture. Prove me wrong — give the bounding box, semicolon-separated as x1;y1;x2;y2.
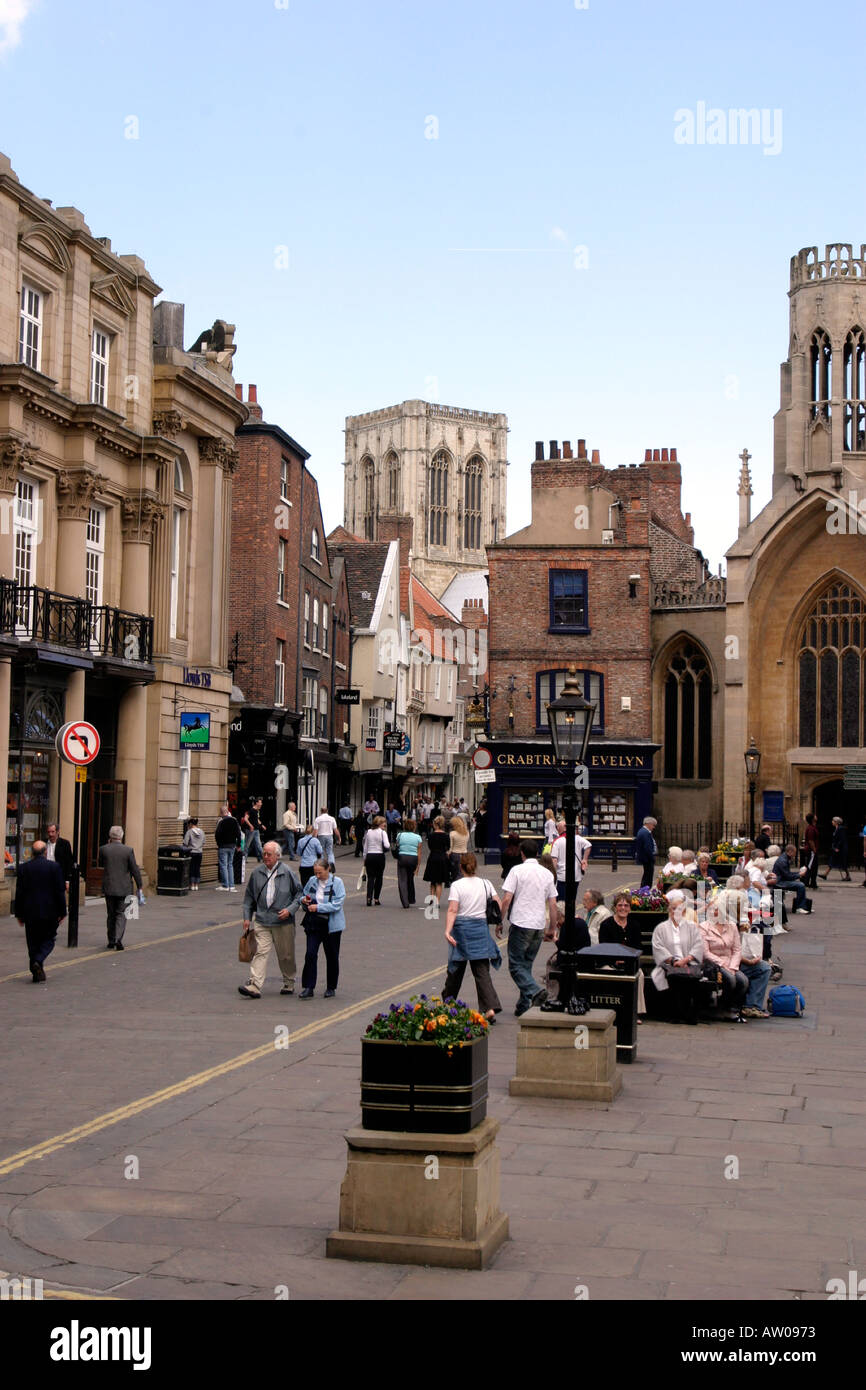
0;578;153;664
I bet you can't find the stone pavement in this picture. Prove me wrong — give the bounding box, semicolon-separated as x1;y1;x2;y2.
1;851;864;1301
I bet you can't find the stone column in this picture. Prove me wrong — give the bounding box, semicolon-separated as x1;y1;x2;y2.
115;684;147;862
56;469;105;595
120;495;161;617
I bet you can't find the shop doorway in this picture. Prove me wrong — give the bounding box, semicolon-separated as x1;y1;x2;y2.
812;779;865;866
84;780;127;893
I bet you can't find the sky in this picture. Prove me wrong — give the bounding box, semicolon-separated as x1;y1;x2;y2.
1;0;863;570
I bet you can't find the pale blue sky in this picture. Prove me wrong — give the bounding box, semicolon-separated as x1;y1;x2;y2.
1;0;861;567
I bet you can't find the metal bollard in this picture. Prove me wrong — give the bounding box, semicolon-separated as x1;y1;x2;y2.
611;845;618;873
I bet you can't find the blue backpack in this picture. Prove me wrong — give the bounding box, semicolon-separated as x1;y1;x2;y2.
767;985;805;1017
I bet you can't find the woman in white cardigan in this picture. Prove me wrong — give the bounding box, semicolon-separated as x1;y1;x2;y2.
651;889;705;1025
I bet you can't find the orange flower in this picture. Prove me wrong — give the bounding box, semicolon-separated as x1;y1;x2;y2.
425;1020;436;1031
437;1015;448;1026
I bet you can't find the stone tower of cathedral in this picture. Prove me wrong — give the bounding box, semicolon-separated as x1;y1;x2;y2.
342;399;508;598
724;244;866;838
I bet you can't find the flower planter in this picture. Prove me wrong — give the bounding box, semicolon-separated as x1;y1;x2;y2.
712;862;735;881
360;1034;489;1134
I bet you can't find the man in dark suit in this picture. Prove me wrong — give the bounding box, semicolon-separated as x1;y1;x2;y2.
633;816;658;888
15;840;67;982
99;825;143;950
45;822;74;891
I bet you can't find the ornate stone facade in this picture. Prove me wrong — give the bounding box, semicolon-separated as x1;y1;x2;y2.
343;399;508;598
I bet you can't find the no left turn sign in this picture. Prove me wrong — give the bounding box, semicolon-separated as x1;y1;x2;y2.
55;721;101;766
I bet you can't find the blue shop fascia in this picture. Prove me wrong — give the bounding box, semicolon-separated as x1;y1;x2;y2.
478;738;660;863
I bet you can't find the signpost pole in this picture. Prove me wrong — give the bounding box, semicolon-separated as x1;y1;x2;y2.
67;775;81;948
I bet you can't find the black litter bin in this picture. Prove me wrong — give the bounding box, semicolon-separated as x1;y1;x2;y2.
575;943;642;1064
157;845;192;896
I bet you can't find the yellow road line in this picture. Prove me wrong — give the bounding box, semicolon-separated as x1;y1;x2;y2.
0;964;442;1177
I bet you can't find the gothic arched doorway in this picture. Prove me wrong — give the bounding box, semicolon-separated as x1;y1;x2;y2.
812;779;864;866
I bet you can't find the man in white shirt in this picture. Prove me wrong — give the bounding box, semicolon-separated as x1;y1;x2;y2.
550;820;592;902
499;842;562;1016
282;802;299;859
313;808;339;867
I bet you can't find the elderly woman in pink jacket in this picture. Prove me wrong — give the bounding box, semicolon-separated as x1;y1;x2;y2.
699;899;748;1021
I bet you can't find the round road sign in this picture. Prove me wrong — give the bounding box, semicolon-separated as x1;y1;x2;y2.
55;721;101;766
471;746;493;770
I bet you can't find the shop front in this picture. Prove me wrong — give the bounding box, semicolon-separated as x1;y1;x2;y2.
479;739;659;864
227;705;300;834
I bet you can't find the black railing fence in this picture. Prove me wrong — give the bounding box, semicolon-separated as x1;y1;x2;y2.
654;822;794;852
0;578;153;663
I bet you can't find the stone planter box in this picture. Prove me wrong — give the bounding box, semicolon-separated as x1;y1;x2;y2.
360;1035;488;1134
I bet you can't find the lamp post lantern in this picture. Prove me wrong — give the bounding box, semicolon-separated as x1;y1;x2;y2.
544;666;597;1015
744;737;761;841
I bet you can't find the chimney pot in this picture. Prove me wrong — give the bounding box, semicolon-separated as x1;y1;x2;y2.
591;448;600;465
535;441;544;461
577;439;586;459
235;383;243;400
550;440;559;459
671;447;677;462
685;511;691;525
562;440;572;458
249;384;258;404
652;448;661;461
644;448;652;462
661;448;669;461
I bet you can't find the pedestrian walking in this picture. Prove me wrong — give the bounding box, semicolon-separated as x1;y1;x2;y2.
98;826;142;950
472;799;488;852
183;817;205;890
353;807;368;858
386;802;402;834
498;841;559;1016
299;858;347;998
282;801;300;858
337;801;353;848
44;822;74;893
820;817;851;880
313;807;340;868
632;816;658;889
362;816;390;906
423;815;452;904
363;795;380;822
802;813;819;889
395;818;422;907
215;804;243;891
14;840;67;982
499;831;523;881
550;820;592;901
238;842;304;999
296;825;324;876
242;798;265;861
442;853;502;1024
448;814;470;881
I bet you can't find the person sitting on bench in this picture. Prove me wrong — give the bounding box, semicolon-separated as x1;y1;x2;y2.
766;843;811;915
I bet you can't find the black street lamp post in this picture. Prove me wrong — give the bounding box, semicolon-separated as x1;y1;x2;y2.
744;737;761;841
543;666;597;1015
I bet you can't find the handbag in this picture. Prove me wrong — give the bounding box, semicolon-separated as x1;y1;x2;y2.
391;835;400;860
662;959;701;979
238;928;255;964
484;879;502;927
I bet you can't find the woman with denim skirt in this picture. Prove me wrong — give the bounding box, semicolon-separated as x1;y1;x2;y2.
442;853;502;1024
298;859;347;998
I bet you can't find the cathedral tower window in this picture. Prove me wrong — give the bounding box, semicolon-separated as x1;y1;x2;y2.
386;451;400;509
463;456;483;550
362;457;375;540
843;328;866;452
428;450;449;546
662;642;712;779
810;329;832;421
798;582;864;747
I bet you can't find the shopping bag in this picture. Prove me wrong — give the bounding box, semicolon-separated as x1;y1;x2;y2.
238;928;255;964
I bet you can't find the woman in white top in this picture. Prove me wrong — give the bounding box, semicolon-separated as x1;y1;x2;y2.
543;808;558;844
443;853;503;1022
662;846;683;875
448;815;470;880
650;889;705;1024
362;816;390;907
182;818;206;889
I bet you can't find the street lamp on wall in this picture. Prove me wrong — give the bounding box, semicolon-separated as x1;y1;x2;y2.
543;666;598;1015
744;737;761;840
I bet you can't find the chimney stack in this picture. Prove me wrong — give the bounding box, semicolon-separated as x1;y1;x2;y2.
661;447;669;461
577;439;586;459
644;448;652;462
249;384;257;403
550;440;559;459
671;447;677;462
235;383;243;400
562;440;572;458
535;441;544;461
591;448;600;465
652;448;660;461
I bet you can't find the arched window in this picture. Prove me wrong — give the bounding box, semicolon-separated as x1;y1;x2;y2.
362;457;375;540
386;451;400;510
428;451;449;546
463;456;483;550
810;328;832;420
174;458;184;491
662;642;712;779
798;582;864;747
843;327;866;452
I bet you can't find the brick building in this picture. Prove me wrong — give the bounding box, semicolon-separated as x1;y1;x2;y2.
228;387;352;831
484;438;716;858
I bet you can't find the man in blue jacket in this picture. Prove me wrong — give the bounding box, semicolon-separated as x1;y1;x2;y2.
15;840;67;982
633;816;658;888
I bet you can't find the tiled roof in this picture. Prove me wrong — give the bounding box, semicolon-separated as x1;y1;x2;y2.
412;576;459;661
327;524;364;545
328;539;391;628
